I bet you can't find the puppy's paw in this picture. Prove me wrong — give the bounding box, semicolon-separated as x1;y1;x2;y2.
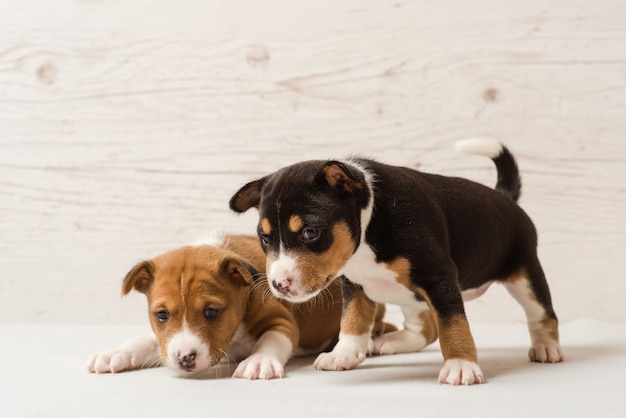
529;342;564;363
372;330;430;355
438;359;484;386
232;354;285;380
86;349;137;374
313;349;366;371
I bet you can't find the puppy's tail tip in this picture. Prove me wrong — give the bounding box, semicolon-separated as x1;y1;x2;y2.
455;138;521;202
454;138;503;159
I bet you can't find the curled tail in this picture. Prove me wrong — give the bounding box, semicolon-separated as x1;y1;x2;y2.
455;138;521;202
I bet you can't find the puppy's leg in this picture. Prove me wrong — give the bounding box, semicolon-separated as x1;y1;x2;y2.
314;278;376;371
372;303;438;355
371;303;397;336
86;335;160;373
504;264;564;363
434;313;484;385
417;267;484;385
232;330;293;380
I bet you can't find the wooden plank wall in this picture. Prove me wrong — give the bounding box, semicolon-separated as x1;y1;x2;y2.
1;0;624;325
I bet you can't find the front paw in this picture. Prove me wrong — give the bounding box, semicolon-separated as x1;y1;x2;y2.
438;359;484;385
87;349;137;374
313;349;366;371
232;354;285;380
314;334;369;371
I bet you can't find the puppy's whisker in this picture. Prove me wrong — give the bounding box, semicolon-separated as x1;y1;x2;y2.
249;277;274;304
293;302;305;314
320;286;337;310
143;352;162;370
249;274;269;290
251;272;268;283
213;349;231;379
263;287;274;304
249;279;264;294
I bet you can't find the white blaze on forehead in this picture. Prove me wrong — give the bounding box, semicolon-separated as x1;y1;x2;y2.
180;272;186;307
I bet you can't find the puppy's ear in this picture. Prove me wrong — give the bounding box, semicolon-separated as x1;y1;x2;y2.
321;161;364;194
122;261;155;295
220;257;257;287
230;178;265;213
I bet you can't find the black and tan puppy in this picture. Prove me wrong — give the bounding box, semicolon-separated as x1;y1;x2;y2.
230;139;564;385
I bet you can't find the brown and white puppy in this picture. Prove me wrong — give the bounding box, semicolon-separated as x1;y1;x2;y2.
229;139;564;385
87;235;391;379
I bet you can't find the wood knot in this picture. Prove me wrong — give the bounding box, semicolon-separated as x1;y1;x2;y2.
482;88;500;102
246;45;270;68
36;61;58;85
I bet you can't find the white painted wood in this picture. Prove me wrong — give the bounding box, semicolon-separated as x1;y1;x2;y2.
1;0;624;324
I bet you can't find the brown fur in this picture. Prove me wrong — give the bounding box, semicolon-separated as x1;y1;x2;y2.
324;164;363;193
437;314;478;362
418;310;439;347
373;304;397;336
341;286;379;336
385;257;412;288
123;241;278;367
288;222;356;294
122;236;392;368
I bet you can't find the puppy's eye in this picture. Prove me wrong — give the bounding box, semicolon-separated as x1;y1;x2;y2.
260;234;270;246
204;307;221;319
302;227;321;242
155;310;169;323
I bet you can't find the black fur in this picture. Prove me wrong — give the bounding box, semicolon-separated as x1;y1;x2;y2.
230;152;556;322
355;158;555;320
229;143;562;380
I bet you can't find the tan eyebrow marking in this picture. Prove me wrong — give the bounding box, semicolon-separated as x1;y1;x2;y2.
289;215;304;233
261;218;272;235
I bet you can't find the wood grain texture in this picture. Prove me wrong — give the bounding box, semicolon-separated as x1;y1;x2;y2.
1;0;625;324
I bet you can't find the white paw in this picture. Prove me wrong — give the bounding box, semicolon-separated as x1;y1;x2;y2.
86;349;137;374
438;359;484;386
313;351;365;371
313;348;366;371
314;333;369;371
372;330;429;355
529;342;564;363
232;354;285;380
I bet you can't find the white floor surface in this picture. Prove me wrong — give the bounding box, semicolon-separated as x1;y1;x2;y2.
1;319;624;418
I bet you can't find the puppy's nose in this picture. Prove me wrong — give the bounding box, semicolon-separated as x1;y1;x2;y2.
272;277;293;294
180;352;196;363
177;351;197;371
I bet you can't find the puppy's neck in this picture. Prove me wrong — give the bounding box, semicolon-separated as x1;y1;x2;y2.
343;158;375;247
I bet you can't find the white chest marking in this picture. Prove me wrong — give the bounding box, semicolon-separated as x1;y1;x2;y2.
335;162;419;307
338;244;417;307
